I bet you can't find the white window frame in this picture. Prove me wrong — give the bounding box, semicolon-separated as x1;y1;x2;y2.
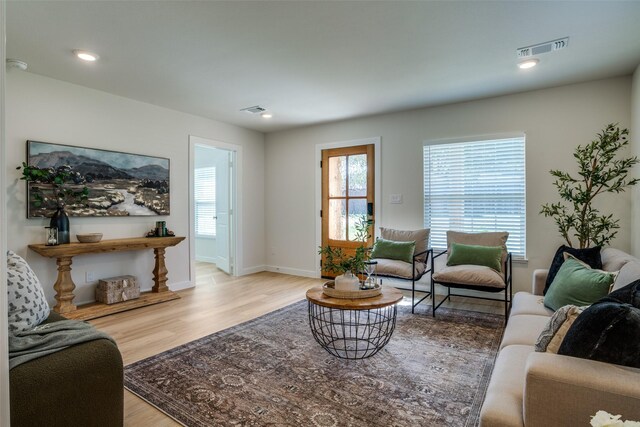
423;132;526;260
194;166;216;238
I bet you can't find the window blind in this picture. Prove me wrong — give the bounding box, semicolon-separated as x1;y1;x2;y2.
423;137;526;258
194;167;216;237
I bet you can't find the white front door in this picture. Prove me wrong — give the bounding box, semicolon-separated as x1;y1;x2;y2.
215;150;232;274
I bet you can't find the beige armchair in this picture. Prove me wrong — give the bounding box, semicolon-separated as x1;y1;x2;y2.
369;227;432;313
431;231;513;321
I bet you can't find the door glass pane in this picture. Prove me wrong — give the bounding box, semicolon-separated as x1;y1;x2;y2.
329;199;346;240
329;156;346;197
347;199;367;241
348;154;367;196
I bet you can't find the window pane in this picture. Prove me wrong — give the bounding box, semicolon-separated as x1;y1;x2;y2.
329;199;346;240
195;167;216;236
347;199;367;241
423;137;526;258
348;154;367;197
329;156;346;197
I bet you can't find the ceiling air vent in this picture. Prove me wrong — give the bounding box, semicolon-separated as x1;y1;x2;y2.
517;37;569;58
240;105;267;114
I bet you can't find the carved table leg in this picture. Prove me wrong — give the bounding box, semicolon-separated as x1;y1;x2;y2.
152;247;169;292
53;256;77;313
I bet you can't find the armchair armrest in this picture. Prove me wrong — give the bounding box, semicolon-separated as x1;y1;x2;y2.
524;352;640;427
532;269;548;295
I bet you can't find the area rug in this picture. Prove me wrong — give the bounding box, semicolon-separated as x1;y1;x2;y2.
124;300;504;427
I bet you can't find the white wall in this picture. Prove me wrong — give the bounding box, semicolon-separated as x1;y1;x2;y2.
6;71;265;306
265;77;633;292
631;64;640;255
1;2;11;424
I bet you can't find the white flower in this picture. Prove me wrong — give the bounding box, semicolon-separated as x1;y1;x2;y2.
591;411;640;427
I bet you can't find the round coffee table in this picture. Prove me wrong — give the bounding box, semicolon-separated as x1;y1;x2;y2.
306;285;404;359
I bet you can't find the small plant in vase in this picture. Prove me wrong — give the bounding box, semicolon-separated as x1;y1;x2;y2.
17;162;89;244
540;124;639;248
318;218;372;291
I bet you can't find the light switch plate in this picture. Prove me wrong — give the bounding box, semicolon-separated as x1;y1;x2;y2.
389;194;403;204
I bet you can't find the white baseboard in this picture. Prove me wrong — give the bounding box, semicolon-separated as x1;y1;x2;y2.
195;256;217;264
170;280;194;292
240;265;267;275
265;265;317;278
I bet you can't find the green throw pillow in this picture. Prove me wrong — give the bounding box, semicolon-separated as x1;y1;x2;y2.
370;238;416;263
446;243;503;272
544;257;616;311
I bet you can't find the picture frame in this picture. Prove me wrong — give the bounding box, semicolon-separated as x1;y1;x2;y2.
25;140;170;218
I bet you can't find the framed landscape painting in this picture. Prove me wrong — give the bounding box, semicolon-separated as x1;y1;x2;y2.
26;140;170;218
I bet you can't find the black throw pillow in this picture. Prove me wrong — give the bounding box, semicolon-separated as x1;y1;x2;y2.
557;301;640;368
602;279;640;307
543;245;602;295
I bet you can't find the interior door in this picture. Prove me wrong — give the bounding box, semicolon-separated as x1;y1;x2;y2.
321;144;375;278
216;150;231;274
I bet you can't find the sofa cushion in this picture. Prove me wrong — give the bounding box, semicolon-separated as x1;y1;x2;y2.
544;245;602;295
612;261;640;292
7;251;50;334
380;227;430;263
535;305;586;353
558;300;640;369
432;264;505;289
370;238;415;263
601;247;639;272
543;257;615;311
372;258;427;280
480;344;533;427
511;292;554;317
500;314;550;350
446;243;503;272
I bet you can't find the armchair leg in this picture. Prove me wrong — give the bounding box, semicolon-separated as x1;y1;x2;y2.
412;277;415;314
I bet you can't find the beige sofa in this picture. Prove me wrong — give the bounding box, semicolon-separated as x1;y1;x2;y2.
480;248;640;427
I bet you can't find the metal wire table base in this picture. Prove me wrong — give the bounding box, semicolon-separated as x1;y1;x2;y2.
307;302;398;359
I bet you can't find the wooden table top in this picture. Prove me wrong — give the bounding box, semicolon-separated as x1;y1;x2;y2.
306;285;404;310
28;236;185;257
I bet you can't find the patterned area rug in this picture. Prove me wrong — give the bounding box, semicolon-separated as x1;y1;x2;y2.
124;300;504;427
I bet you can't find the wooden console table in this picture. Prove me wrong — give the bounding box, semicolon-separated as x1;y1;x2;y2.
28;236;185;320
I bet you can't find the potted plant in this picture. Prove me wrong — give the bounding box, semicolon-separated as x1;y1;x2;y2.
540;124;639;248
318;218;371;290
17;162;89;243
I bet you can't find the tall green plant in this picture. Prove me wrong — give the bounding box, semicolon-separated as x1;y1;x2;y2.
540;124;639;248
318;217;371;275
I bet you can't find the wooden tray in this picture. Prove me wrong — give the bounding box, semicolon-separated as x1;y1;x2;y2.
322;281;382;299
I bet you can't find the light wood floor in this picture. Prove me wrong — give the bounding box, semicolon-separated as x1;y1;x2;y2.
90;263;502;426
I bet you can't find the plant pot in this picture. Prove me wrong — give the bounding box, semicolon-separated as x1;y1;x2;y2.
335;272;360;291
50;206;70;244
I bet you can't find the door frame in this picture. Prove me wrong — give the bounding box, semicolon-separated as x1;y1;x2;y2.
315;137;381;278
188;135;242;281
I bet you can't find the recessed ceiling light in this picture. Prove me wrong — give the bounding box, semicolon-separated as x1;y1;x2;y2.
261;112;273;119
518;58;539;69
73;49;99;62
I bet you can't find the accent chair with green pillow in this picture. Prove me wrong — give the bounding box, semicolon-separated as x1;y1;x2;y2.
370;227;432;313
431;231;512;322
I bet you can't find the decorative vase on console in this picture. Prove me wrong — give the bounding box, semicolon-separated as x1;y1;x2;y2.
334;271;360;291
50;204;70;244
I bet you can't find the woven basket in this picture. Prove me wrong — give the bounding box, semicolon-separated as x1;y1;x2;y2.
322;281;382;299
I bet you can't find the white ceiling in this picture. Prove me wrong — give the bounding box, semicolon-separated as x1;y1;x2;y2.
7;1;640;133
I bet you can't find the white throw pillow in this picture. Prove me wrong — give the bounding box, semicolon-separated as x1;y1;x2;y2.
7;251;50;333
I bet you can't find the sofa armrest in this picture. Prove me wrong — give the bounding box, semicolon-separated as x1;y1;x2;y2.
531;269;548;296
524;353;640;427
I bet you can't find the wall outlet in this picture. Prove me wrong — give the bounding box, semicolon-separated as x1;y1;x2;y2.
389;194;403;204
86;271;97;283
